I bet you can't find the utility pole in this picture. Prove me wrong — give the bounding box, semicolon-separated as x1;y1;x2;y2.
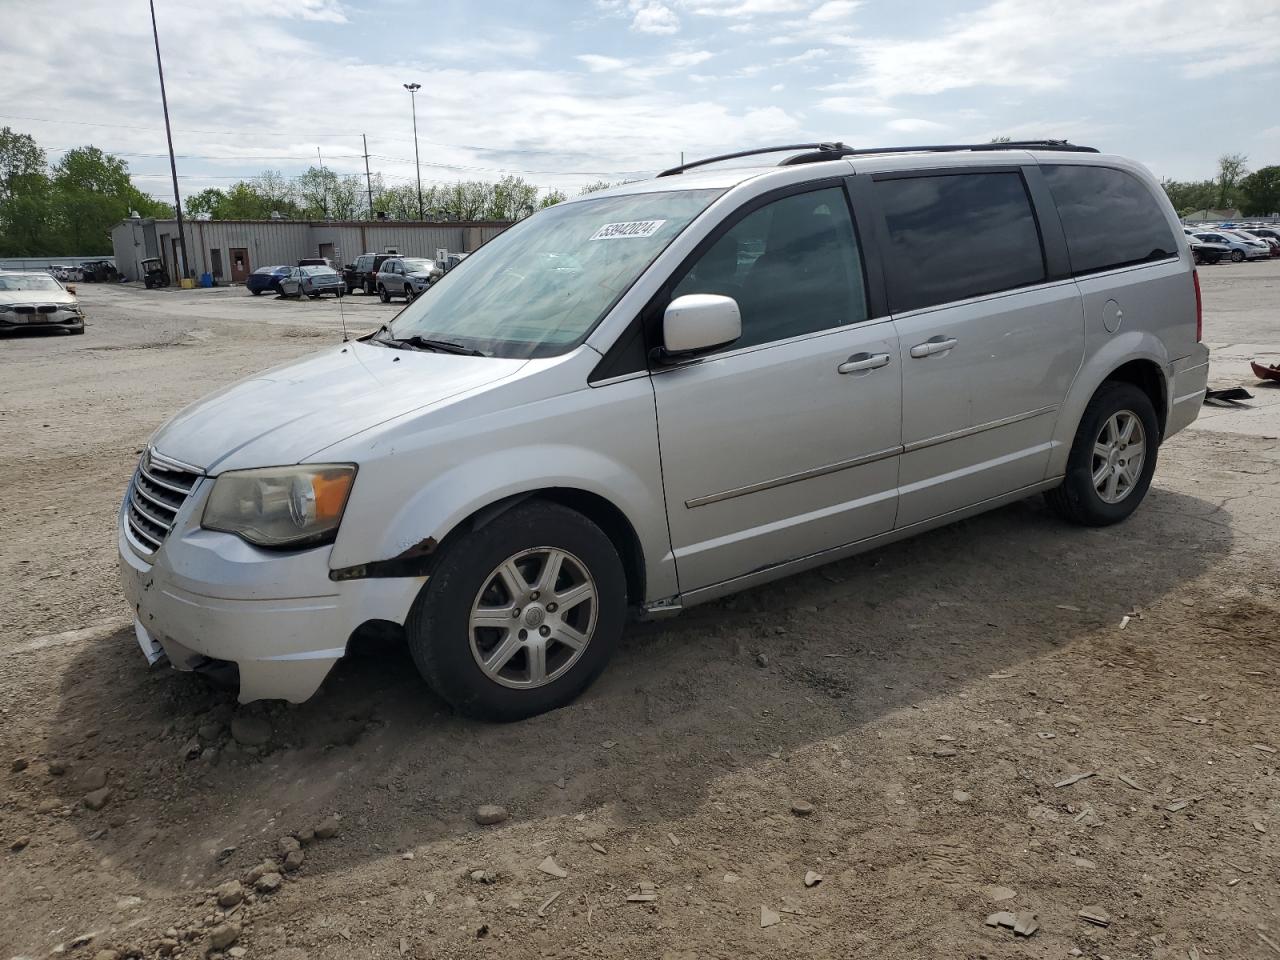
403;82;424;220
363;134;374;219
316;146;328;219
149;0;189;280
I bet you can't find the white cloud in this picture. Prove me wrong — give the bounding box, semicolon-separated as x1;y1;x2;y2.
808;0;862;21
816;96;898;117
577;54;630;72
886;118;950;133
631;3;681;33
844;0;1280;98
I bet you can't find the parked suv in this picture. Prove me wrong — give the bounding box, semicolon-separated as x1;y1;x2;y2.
118;140;1208;720
375;256;441;302
342;253;395;295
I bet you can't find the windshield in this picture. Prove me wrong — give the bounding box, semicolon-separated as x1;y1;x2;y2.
387;188;723;358
400;258;434;273
0;274;62;291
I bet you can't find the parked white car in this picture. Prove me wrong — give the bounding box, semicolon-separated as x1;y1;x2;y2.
0;271;84;334
119;140;1208;720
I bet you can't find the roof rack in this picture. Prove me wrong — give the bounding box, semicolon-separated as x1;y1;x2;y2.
656;139;1098;177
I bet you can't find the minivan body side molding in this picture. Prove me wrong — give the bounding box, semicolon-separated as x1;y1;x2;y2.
684;445;901;508
901;404;1059;453
657;477;1062;611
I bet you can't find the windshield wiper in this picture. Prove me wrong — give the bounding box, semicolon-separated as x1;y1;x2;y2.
398;335;485;356
368;327;484;356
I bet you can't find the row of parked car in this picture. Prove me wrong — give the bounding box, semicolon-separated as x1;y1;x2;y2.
44;261;118;283
1184;223;1280;264
245;252;469;302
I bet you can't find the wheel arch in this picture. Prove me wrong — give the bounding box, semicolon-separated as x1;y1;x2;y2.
333;486;648;609
1048;334;1171;478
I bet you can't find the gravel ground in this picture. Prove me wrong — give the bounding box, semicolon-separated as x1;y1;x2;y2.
1;267;1278;960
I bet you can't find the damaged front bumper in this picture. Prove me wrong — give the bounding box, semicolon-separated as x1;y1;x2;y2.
117;490;422;703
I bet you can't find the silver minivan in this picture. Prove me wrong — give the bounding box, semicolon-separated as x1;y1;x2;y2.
118;140;1209;720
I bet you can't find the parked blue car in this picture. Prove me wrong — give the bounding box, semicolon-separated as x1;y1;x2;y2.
245;265;291;296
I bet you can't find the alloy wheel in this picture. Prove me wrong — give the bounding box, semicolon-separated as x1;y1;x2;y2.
1092;410;1146;504
468;547;598;689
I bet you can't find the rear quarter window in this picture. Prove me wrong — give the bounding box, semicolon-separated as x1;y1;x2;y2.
1041;164;1179;275
877;171;1046;313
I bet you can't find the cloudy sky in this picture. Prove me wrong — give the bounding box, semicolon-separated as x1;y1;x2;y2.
3;0;1278;203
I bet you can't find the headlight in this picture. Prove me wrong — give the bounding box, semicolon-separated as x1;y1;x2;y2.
202;465;356;549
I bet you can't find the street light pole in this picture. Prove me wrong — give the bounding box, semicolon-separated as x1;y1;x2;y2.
149;0;190;281
403;82;424;220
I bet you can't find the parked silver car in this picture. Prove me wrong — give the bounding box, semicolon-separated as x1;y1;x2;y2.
1193;230;1268;262
119;140;1208;720
280;265;345;298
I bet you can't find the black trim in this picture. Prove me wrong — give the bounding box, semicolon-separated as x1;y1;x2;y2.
867;166;1053;315
843;174;889;320
588;319;648;383
639;176;881;366
1021;164;1072;281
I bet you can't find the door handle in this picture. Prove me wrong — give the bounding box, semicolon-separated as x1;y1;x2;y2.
837;352;892;374
909;336;958;359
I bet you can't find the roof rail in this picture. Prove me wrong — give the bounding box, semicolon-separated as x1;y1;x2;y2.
656;139;1098;177
657;143;852;177
828;140;1099;158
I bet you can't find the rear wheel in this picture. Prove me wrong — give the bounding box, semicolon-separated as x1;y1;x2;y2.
405;501;626;721
1044;381;1158;526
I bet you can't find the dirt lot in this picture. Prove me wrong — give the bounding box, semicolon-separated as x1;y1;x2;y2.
2;268;1278;960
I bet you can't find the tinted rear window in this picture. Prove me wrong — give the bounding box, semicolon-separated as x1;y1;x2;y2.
1041;164;1179;275
877;172;1045;312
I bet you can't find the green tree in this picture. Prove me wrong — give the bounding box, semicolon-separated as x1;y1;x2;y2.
1214;153;1248;209
1161;178;1217;216
538;189;568;209
0;127;54;255
1238;165;1280;217
52;146;161;252
185;187;226;219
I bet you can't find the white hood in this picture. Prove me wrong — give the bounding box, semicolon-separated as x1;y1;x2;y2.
151;341;526;473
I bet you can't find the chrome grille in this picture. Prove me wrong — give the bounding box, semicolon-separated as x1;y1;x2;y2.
126;449;202;554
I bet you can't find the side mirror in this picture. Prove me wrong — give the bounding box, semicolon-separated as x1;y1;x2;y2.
65;284;76;295
660;294;741;360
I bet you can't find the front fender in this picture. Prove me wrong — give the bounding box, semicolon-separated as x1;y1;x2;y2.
1046;330;1170;477
325;371;675;608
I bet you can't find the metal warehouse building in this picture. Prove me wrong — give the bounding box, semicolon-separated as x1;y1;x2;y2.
110;216;512;284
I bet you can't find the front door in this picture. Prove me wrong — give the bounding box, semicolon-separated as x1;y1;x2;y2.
873;169;1084;527
652;184;902;593
229;248;250;284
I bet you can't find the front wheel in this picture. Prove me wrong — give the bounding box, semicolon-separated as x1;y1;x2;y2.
1231;250;1245;263
405;501;626;721
1044;381;1159;526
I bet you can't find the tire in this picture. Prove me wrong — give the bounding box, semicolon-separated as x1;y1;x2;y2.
364;280;374;295
405;500;626;721
69;326;84;335
251;288;262;296
1044;381;1159;527
378;284;390;303
345;283;355;295
404;284;414;301
1231;250;1245;263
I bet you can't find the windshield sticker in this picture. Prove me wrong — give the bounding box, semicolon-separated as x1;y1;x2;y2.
590;220;667;241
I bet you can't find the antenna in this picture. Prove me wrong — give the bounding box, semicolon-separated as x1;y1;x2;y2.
335;246;349;343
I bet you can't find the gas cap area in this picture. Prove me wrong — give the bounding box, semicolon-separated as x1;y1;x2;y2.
1102;299;1124;334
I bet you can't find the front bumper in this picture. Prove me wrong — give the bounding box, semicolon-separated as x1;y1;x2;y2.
0;312;83;329
117;479;421;703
